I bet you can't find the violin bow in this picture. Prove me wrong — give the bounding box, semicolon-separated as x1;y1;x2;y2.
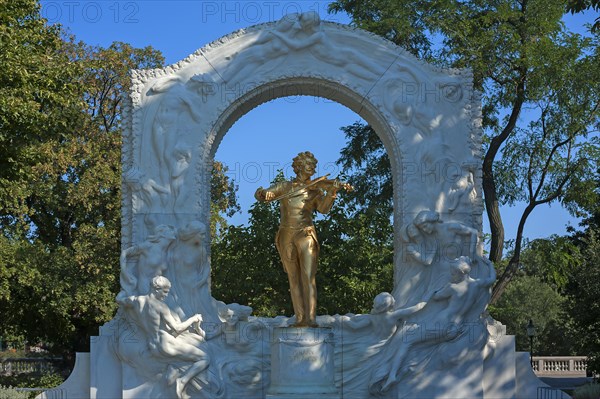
266;174;331;202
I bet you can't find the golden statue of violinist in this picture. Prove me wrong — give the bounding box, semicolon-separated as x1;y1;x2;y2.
255;151;353;327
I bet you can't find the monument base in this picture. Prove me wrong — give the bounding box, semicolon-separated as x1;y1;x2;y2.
267;327;339;399
41;320;561;398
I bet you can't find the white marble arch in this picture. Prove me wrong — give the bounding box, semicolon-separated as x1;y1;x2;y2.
122;12;484;308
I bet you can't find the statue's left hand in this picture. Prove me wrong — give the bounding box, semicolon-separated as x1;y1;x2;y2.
332;180;354;192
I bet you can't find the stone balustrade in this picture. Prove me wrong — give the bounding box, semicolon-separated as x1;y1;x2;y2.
531;356;588;376
0;357;62;376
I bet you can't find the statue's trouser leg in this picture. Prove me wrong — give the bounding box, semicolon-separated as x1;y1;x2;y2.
296;227;319;325
276;228;305;323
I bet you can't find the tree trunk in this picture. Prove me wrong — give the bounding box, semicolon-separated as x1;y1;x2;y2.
490;203;534;304
483;156;505;263
482;78;526;264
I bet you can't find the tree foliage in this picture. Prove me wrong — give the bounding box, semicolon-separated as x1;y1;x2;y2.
0;4;166;352
210;161;240;238
490;189;600;359
566;0;600;31
335;122;393;218
518;235;581;289
565;224;600;373
211;174;291;316
489;275;573;355
0;1;245;355
0;0;84;233
328;0;600;303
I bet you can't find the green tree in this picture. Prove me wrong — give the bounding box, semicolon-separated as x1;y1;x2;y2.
562;170;600;370
328;0;600;303
519;235;581;289
0;1;241;357
490;235;581;355
0;0;84;234
0;0;163;355
211;172;290;316
210;161;240;238
489;275;573;355
316;199;394;314
566;226;600;373
0;0;88;353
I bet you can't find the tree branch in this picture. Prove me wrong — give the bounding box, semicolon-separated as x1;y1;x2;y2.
483;74;526;263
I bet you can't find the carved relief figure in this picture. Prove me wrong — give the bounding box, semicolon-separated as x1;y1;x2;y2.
372;256;496;393
269;12;383;81
124;167;170;213
401;210;441;267
402;210;479;266
446;162;477;214
116;276;211;399
150;88;200;187
217;303;260;352
255;151;352;327
169;142;193;212
152;95;182;185
218;303;253;327
223;14;300;83
328;293;426;395
225;12;382;84
397;210;480;303
341;293;426;341
120;225;176;295
384;78;439;134
167;221;212;318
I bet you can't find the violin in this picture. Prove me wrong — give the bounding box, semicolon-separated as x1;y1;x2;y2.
308;174;354;193
266;174;354;202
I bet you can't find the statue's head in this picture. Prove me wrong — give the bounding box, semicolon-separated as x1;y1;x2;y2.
292;151;317;177
299;11;321;32
372;292;395;314
150;80;202;131
154;94;189;129
413;210;440;233
449;256;471;283
219;303;252;325
219;308;238;326
151;275;171;299
179;220;207;241
148;225;176;243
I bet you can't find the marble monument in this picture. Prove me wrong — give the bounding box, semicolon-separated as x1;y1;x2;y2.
40;11;557;399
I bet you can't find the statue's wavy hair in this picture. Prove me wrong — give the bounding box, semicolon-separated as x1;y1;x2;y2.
292;151;317;174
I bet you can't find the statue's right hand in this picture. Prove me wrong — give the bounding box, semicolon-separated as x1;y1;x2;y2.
264;191;275;201
255;187;275;201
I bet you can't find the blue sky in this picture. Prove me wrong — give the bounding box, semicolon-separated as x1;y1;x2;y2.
39;0;598;241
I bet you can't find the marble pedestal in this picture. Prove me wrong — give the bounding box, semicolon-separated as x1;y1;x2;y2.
267;327;339;399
